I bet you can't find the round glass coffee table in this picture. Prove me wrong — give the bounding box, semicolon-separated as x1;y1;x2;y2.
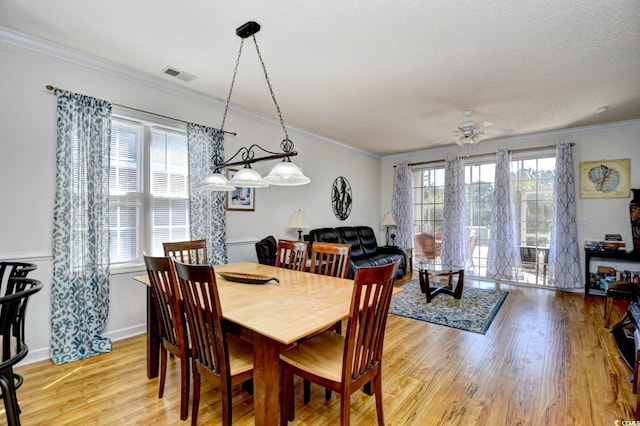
417;261;465;303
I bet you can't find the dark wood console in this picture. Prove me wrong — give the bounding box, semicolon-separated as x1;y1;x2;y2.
584;249;640;295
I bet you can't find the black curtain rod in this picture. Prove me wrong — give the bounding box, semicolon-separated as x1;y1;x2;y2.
396;143;572;168
45;85;237;136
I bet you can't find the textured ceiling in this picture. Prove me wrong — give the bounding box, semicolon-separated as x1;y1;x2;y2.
1;0;639;156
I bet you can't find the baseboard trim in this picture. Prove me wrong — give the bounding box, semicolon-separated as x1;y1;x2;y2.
20;324;147;366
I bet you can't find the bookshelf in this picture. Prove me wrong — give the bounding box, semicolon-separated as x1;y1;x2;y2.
584;249;640;295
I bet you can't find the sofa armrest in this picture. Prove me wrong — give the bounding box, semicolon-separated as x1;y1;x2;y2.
376;245;408;275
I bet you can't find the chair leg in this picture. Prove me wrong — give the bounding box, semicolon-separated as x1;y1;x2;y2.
0;372;20;426
221;380;233;426
179;355;190;420
280;364;293;425
242;378;254;395
339;391;351;426
158;347;167;398
303;379;311;403
373;373;385;426
191;366;201;426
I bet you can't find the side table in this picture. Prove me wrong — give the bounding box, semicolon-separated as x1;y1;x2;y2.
418;261;464;303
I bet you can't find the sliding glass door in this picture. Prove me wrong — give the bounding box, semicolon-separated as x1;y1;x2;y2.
411;150;555;286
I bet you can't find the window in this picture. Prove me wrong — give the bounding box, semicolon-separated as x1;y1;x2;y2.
109;116;189;265
412;150;555;285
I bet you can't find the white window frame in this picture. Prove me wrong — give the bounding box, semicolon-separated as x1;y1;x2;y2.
109;109;190;272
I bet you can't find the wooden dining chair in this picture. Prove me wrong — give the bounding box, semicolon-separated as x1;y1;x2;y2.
275;240;309;271
143;254;190;420
309;241;351;279
279;262;398;426
163;239;208;264
306;241;352;401
173;261;254;426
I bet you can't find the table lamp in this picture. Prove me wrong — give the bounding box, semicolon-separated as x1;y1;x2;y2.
381;212;396;246
288;209;310;241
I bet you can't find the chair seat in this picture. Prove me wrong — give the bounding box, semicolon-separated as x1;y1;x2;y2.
605;281;637;299
227;334;254;376
280;332;345;383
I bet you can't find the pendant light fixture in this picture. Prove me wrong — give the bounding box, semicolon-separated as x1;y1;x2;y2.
199;21;310;191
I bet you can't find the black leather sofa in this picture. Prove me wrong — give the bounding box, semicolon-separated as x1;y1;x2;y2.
308;226;407;279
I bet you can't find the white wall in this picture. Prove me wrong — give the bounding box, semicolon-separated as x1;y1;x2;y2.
0;31;382;364
380;119;640;280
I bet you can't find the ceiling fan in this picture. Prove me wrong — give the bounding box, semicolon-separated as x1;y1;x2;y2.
434;110;513;146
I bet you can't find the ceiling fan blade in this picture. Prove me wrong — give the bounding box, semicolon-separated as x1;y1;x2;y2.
474;121;493;129
484;128;514;135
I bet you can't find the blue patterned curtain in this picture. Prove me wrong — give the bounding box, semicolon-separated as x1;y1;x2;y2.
51;91;112;364
441;156;472;269
548;141;583;289
487;150;521;280
392;162;413;249
187;123;227;265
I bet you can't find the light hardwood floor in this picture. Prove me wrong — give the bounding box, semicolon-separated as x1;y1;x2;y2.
7;278;638;425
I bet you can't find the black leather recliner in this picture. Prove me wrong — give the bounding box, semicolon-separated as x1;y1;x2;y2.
255;235;277;266
308;226;407;279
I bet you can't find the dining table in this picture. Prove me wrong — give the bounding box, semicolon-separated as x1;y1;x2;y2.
134;261;373;426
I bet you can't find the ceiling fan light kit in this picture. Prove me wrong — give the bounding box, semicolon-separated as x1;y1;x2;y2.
434;110;513;146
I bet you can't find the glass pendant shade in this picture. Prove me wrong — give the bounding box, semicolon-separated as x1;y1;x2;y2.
228;167;269;188
197;172;236;191
263;161;311;186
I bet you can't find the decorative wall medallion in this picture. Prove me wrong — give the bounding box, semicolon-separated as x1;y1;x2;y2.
331;176;352;220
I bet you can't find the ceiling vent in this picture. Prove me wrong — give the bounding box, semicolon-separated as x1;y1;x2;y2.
161;66;197;82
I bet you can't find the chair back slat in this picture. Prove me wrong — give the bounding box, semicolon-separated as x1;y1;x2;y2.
163;239;208;264
144;255;186;349
342;262;397;383
275;240;309;271
174;261;229;379
309;242;351;278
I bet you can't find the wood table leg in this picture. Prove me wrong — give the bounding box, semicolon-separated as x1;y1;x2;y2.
146;287;160;379
453;269;465;299
252;333;281;426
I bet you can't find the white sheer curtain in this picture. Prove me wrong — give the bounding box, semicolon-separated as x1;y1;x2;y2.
548;141;583;289
392;162;413;249
187;123;228;265
441;156;472;269
487;150;521;280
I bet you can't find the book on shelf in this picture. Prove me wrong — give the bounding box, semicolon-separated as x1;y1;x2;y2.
585;239;626;251
587;265;640;289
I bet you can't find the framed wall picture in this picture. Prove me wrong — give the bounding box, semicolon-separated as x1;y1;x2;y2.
579;158;630;199
226;169;255;211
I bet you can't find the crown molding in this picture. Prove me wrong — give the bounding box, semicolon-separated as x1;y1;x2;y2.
1;25;375;158
383;119;640;161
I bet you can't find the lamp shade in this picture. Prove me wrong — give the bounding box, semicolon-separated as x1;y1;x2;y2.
197;172;237;192
288;210;310;229
381;212;396;227
263;161;311;186
228;167;269;188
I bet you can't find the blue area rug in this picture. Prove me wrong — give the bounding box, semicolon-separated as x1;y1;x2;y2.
389;279;508;334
